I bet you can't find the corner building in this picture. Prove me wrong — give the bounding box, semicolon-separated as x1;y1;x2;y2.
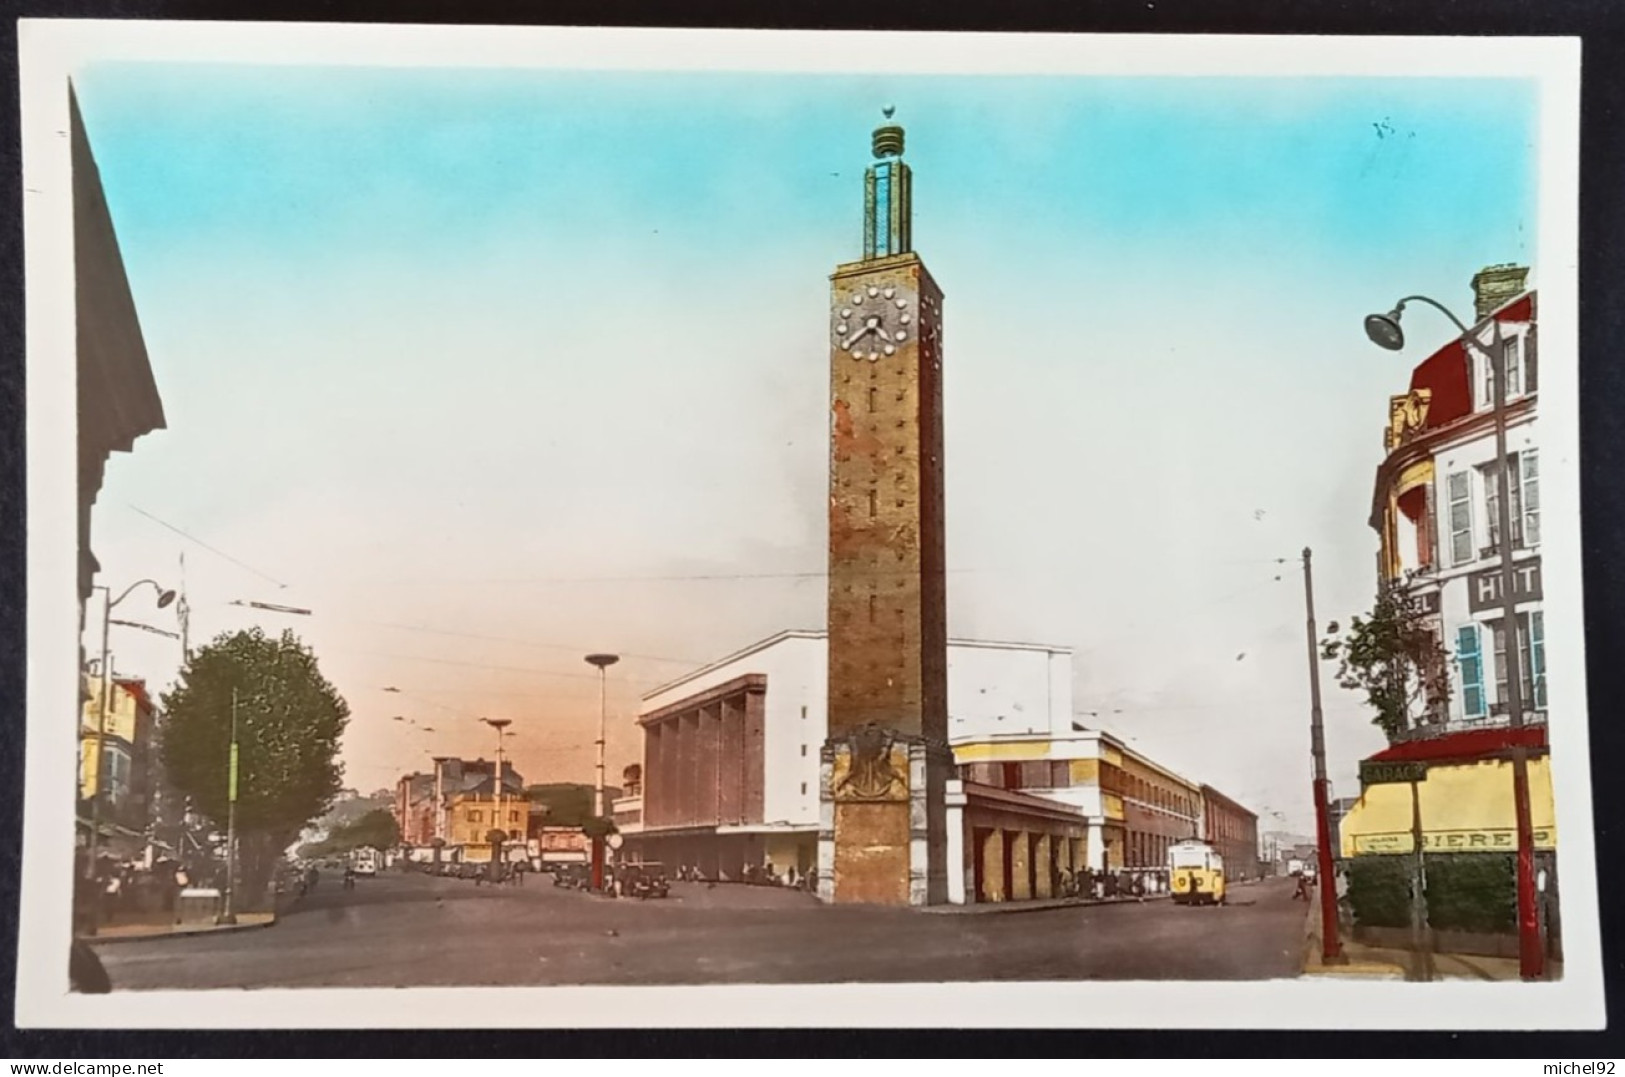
821;111;951;905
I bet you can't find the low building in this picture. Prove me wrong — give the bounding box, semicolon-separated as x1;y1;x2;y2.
1337;726;1555;860
1202;784;1261;881
627;628;1252;903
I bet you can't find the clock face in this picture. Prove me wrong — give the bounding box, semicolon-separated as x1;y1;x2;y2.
833;282;916;362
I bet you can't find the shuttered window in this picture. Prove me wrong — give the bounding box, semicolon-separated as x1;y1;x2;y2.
1457;625;1486;719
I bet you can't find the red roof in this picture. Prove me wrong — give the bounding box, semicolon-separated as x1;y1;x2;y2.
1367;723;1546;765
1408;293;1536;435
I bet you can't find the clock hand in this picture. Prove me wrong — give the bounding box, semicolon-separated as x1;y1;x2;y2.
843;325;873;350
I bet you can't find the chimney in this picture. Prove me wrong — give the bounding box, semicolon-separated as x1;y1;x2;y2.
1471;263;1529;320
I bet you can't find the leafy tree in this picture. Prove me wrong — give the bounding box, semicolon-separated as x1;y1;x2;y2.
1321;573;1451;742
523;782;619;827
299;809;399;860
160;628;349;905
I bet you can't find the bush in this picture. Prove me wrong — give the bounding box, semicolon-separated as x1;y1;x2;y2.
1347;855;1413;928
1424;853;1517;934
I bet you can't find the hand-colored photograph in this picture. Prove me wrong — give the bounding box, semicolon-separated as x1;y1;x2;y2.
17;23;1599;1029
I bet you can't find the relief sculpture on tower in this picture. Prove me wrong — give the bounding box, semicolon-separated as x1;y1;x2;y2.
831;722;908;802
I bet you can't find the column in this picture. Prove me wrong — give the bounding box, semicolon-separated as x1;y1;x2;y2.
1034;833;1053;899
945;779;967;905
1010;830;1031;901
700;703;721;824
719;695;745;823
1086;819;1106;873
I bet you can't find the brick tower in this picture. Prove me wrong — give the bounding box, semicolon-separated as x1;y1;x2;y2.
818;109;950;906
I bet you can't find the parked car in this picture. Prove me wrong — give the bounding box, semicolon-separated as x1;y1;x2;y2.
621;862;670;900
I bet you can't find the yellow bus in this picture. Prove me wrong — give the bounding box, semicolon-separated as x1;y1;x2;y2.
1168;839;1226;906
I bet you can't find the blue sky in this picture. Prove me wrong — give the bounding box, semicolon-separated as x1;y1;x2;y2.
73;63;1539;825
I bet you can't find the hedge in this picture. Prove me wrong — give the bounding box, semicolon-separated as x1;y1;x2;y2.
1424;853;1517;934
1347;855;1412;928
1347;852;1519;934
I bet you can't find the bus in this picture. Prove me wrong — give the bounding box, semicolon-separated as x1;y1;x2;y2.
351;847;382;877
1168;839;1226;906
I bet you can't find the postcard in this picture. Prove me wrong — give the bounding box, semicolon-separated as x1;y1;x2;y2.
16;21;1599;1029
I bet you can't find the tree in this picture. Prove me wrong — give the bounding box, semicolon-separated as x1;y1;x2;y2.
160;628;349;906
299;809;399;860
1321;573;1451;742
523;782;620;827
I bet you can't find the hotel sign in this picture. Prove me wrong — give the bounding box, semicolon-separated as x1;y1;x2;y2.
1468;557;1543;613
1353;827;1556;855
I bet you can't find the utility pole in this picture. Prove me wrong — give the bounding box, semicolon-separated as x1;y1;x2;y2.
217;687;240;925
1302;548;1344;963
585;653;620;891
1481;319;1545;980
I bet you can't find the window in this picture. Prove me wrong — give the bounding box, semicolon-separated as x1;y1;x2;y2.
469;810;483;823
1482;454;1525;552
1457;624;1487;719
800;744;808;757
868;489;878;517
1448;472;1473;565
1490;614;1538;714
1506;336;1522;397
509;811;519;823
800;782;808;796
1522;450;1541;547
1530;611;1547;709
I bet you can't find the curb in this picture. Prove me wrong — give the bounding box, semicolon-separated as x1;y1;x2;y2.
919;895;1151;916
82;916;277;946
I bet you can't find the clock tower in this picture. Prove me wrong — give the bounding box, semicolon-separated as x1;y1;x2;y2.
818;109;950;906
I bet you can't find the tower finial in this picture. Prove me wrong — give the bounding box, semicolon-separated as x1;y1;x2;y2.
883;104;895;120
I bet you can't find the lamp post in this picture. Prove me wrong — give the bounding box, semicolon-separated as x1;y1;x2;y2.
1365;292;1543;980
482;718;512;876
585;653;619;890
84;579;175;934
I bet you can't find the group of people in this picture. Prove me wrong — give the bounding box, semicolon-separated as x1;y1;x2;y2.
671;863;819;891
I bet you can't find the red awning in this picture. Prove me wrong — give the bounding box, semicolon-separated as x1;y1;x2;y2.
1366;724;1546;765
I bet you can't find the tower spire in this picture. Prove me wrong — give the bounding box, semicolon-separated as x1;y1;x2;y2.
863;106;912;260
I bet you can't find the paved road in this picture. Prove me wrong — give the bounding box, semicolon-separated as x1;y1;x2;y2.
93;873;1307;989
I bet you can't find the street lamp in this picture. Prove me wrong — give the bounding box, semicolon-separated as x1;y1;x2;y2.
481;718;513;876
584;653;620;890
84;579;175;933
1364;292;1543;980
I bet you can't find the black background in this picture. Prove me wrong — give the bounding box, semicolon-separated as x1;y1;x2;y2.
0;0;1620;1058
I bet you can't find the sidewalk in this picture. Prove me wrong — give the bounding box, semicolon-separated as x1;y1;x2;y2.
921;877;1267;915
84;912;276;944
1298;898;1559;981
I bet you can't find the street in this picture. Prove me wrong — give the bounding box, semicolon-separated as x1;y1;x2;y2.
93;873;1307;989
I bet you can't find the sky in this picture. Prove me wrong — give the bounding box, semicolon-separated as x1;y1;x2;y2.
70;63;1540;831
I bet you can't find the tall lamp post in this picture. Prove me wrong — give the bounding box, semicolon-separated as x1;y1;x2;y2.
482;718;513;875
585;653;620;891
84;579;175;935
1365;293;1543;980
217;687;242;925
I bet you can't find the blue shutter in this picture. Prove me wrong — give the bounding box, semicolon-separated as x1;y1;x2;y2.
1457;624;1486;719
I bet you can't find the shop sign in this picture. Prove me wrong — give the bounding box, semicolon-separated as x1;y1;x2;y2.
1360;760;1428;785
1352;827;1556;854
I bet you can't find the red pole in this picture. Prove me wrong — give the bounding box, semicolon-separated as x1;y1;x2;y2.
591;836;605;892
1511;743;1544;978
1303;548;1343;963
1312;775;1342;962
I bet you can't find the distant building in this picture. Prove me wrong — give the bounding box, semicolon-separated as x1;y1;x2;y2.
1327;796;1360;863
78;674;157;860
395;757;525;861
1202;784;1261;881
